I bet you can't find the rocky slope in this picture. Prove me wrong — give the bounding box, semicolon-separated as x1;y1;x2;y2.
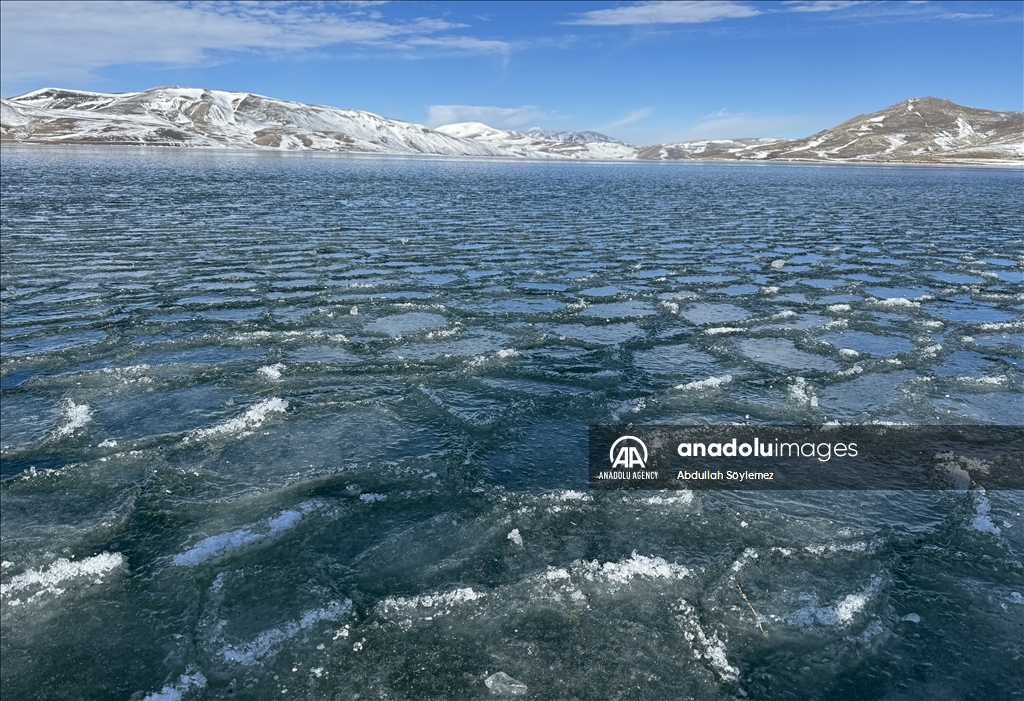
2;88;1020;164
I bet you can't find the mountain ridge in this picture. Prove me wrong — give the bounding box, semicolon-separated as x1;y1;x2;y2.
1;86;501;157
2;87;1020;165
639;97;1022;164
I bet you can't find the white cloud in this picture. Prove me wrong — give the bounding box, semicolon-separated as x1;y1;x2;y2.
569;1;760;26
597;108;654;130
427;105;550;129
0;1;509;92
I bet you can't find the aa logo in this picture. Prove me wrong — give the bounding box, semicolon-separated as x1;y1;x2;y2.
609;435;648;469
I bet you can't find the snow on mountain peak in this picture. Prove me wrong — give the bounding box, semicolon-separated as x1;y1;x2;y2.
435;122;515;140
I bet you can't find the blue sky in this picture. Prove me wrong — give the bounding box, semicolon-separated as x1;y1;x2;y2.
1;1;1021;143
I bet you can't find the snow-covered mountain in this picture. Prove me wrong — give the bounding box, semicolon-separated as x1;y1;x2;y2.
0;86;636;159
635;138;784;161
435;122;637;159
0;87;501;156
525;128;624;144
2;88;1020;165
638;98;1023;164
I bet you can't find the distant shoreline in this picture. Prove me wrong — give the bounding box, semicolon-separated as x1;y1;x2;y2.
3;141;1020;169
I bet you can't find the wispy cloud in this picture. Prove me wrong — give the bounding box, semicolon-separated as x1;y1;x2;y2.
426;105;550;129
935;11;995;20
782;1;868;13
597;108;654;131
404;36;511;53
783;1;1001;20
568;1;760;26
0;1;509;91
675;110;822;140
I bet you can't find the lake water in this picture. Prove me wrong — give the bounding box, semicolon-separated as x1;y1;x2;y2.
1;147;1022;700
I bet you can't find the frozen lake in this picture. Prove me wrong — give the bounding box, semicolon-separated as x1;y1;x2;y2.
1;147;1022;700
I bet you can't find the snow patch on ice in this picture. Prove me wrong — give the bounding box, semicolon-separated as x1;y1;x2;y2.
54;399;93;438
787;576;881;628
729;548;759;574
141;670;207;701
674;598;739;681
221;600;352;665
467;348;519;368
873;297;919;308
977;321;1022;331
257;363;285;380
958;375;1007;386
971;489;1001;535
380;587;485;615
542;490;592;503
187;397;288;441
805;541;869;556
1;552;124;604
576;551;692;585
676;374;733;391
173;501;321;566
425;325;459;339
643;491;695;506
935;452;990;491
788;377;818;407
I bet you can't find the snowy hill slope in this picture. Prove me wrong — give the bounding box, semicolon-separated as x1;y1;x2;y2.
435;123;637;159
638;98;1023;164
1;87;501;156
0;86;635;159
525;128;624;144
